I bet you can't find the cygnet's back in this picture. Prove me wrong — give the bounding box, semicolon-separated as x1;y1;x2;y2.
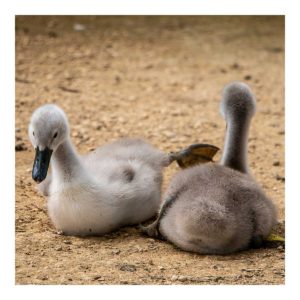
159;163;276;254
142;82;277;254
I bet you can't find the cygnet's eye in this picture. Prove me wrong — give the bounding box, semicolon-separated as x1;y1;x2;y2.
53;132;58;139
33;131;35;136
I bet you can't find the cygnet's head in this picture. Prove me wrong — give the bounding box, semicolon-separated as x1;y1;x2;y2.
28;104;69;183
220;81;256;122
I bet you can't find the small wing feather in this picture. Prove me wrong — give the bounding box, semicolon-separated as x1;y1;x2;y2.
174;143;220;169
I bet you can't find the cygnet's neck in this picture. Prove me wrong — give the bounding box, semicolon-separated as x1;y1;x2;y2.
221;116;250;174
51;138;84;182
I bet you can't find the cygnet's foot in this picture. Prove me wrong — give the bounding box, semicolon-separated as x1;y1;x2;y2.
262;233;285;249
56;230;64;235
265;233;285;243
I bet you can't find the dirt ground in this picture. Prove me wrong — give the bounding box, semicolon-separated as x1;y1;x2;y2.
15;16;285;285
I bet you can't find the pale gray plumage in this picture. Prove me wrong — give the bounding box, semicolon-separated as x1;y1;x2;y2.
142;82;277;254
28;104;171;236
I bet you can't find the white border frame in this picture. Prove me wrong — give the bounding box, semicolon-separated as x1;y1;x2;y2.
1;1;298;299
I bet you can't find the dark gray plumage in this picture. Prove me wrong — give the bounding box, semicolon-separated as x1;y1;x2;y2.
141;82;277;254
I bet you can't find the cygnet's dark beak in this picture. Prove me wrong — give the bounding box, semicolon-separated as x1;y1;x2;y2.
32;146;53;183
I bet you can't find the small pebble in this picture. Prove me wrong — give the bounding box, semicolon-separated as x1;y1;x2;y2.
119;264;136;272
144;64;153;69
63;240;72;245
268;47;283;53
93;275;105;281
114;75;121;84
275;174;285;182
73;23;86;31
47;31;58;38
38;275;48;281
163;131;176;138
231;63;240;69
15;142;27;151
112;248;121;255
178;275;188;282
274;270;284;276
120;280;129;284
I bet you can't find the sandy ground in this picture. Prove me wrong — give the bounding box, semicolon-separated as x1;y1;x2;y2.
15;16;285;285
